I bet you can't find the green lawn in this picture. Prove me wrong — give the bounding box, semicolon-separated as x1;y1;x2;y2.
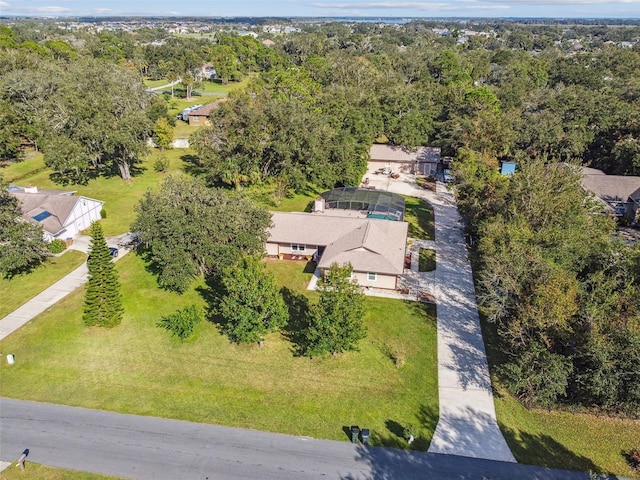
0;255;438;449
418;248;436;272
0;250;86;318
0;150;195;236
1;153;48;182
495;391;640;479
143;78;170;88
480;318;640;478
199;78;249;94
404;196;435;241
157;78;249;98
0;463;123;480
172;121;199;140
247;182;322;213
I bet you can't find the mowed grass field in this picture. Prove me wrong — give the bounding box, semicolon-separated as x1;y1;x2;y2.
0;255;439;448
404;196;435;241
481;321;640;479
0;463;123;480
495;391;640;479
1;150;194;236
0;250;86;318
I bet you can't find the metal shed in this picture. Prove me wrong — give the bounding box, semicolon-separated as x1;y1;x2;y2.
320;188;405;221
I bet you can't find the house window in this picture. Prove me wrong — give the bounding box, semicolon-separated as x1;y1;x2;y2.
291;244;306;252
367;272;377;281
192;116;200;121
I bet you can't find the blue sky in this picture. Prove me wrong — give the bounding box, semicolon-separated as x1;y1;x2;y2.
1;0;639;19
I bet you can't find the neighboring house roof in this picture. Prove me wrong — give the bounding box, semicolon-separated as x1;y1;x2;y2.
369;144;441;164
10;187;103;236
188;100;224;118
581;170;640;204
268;212;408;276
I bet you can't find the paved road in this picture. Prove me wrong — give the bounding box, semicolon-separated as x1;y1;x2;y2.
146;79;181;92
0;398;614;480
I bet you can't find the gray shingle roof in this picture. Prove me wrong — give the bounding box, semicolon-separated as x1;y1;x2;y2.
369;144;441;163
581;171;640;203
268;212;408;275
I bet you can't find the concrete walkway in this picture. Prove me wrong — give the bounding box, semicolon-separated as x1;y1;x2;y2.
0;234;133;341
365;170;516;462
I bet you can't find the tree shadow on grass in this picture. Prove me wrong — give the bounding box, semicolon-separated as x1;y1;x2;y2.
373;404;438;452
500;423;609;475
621;449;640;473
196;274;227;330
180;154;207;177
403;300;437;325
376;420;405;449
280;286;310;356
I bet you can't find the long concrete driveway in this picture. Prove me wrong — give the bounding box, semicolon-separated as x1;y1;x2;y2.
0;398;609;480
428;183;516;462
366;172;515;463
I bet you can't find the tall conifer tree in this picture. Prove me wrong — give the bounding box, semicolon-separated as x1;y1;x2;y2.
83;222;123;327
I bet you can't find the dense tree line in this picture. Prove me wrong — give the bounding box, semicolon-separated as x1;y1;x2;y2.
0;29;154;182
0;174;49;278
456;156;640;415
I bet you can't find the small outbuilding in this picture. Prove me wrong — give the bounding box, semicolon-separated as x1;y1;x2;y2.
188;100;224;126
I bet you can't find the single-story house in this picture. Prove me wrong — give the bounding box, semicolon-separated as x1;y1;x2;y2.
581;167;640;221
369;144;441;176
188;100;224;126
266;212;408;289
8;186;104;242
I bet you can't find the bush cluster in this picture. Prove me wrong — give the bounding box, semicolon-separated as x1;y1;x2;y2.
48;239;67;254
